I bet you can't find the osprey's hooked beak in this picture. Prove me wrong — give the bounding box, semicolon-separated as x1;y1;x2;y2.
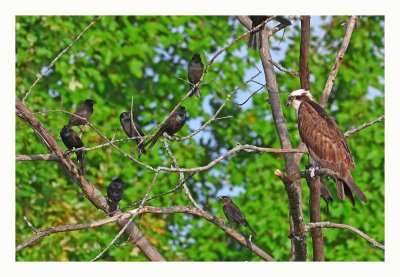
217;196;223;201
285;99;291;107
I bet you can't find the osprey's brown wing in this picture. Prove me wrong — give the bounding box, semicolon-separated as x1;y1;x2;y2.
298;100;367;204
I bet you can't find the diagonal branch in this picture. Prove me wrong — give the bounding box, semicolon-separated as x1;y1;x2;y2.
17;206;276;261
320;16;358;108
22;16;103;104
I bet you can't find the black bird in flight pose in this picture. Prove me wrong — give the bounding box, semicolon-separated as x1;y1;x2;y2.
107;178;125;215
120;111;146;158
145;106;187;150
67;99;95;128
218;196;256;236
188;53;204;97
248;16;291;50
60;125;85;175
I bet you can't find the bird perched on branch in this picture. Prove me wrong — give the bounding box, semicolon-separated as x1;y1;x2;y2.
286;89;367;206
67;99;95;128
120;111;146;158
218;196;256;236
107;178;125;215
188;53;204;97
60;125;85;175
145;106;187;150
248;16;291;50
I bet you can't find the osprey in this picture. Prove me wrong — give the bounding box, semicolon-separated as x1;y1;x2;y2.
286;89;367;206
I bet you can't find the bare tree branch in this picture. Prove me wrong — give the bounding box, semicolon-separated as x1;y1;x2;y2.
162;137;203;210
269;59;299;76
320;16;358;108
17;206;276;261
16;153;59;162
344;114;385;137
241;17;307;261
22;16;103;104
306;222;384;251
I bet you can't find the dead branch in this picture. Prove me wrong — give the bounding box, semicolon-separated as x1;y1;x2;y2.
22;16;102;104
320;16;358;108
238;16;307;261
306;222;384;251
17;206;276;261
269;59;299;76
344;114;385;137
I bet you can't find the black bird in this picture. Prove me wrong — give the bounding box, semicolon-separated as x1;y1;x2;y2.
145;106;187;150
248;16;291;50
60;125;85;175
67;99;95;128
188;53;204;97
107;178;125;215
218;196;256;236
120;111;146;158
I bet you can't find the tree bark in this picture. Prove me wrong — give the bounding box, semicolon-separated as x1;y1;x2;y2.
258;23;307;261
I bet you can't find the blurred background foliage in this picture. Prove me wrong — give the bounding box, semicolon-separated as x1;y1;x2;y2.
15;16;384;261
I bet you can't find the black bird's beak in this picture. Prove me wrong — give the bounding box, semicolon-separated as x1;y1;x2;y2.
217;196;222;201
285;100;291;107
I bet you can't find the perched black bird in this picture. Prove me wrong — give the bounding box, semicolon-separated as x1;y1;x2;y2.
67;99;95;128
120;111;146;158
107;178;125;215
60;125;85;175
145;106;187;150
218;196;256;236
187;53;204;97
248;16;291;50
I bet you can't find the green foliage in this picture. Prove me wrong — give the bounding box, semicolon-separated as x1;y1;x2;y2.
16;16;384;261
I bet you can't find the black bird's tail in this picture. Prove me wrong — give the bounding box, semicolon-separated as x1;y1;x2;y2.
248;30;262;50
190;85;201;98
246;223;257;236
77;150;85;176
145;132;161;150
137;141;146;158
108;201;118;215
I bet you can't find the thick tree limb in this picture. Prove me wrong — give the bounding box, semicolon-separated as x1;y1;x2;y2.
299;15;324;261
306;222;384;251
17;206;276;261
15;97;165;261
299;16;311;90
320;16;358;108
308;176;325;261
247;18;308;261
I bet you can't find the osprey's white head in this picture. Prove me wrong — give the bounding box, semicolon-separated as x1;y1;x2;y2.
286;89;313;112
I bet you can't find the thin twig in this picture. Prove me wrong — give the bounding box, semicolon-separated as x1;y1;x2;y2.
162;137;203;210
306;222;384;250
23;216;39;234
22;16;103;104
269;59;299;76
344;115;385;137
